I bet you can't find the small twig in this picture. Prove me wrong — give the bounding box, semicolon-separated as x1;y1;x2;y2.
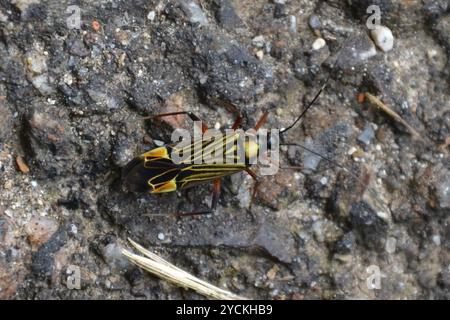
122;238;247;300
364;92;425;142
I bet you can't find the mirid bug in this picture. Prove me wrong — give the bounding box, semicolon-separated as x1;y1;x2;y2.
121;82;331;216
122;42;350;217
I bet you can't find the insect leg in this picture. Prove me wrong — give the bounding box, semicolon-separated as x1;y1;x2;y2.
254;111;269;130
232;115;242;130
207;97;245;130
210;178;221;211
244;168;260;208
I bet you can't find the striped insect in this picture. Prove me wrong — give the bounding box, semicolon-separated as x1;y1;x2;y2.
122;40;355;216
121;79;332;217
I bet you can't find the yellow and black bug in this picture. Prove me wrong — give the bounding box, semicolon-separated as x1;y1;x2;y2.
122;39;354;216
121;79;330;216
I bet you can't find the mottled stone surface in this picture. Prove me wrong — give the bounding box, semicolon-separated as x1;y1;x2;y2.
0;0;449;299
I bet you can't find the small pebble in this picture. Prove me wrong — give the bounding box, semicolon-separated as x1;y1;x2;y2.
103;243;130;270
312;38;326;51
376;210;390;221
92;20;101;31
4;180;13;190
157;232;165;240
182;1;208;26
147;11;156;21
357;124;375;145
385;237;397;254
30;180;38;188
252;35;265;48
25;216;59;247
436;171;450;209
255;50;264;60
370;25;394;52
0;11;7;22
274;3;286;19
432;235;441;246
26;52;47;74
347;146;357;155
308;15;321;29
289;15;297;34
70;224;78;235
16;156;30;173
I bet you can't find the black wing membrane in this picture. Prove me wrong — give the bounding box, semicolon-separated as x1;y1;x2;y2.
122;157;181;192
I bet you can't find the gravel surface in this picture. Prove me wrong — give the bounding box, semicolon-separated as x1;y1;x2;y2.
0;0;449;299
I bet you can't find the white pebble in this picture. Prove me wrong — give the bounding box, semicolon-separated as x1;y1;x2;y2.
252;35;265;48
157;232;165;240
385;237;397;254
31;180;38;187
147;11;156;21
370;25;394;52
347;146;357;155
376;210;389;221
255;50;264;60
289;15;297;34
312;38;326;51
432;235;441;246
183;2;208;26
70;224;78;234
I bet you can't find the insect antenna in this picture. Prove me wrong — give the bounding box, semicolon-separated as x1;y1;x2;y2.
278;36;390;215
280;142;389;215
279;36;349;138
279;75;331;137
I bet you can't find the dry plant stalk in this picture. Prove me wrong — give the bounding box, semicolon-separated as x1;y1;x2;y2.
365;92;424;142
122;238;247;300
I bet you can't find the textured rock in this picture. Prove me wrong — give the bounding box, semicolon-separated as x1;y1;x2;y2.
25;216;59;249
0;0;448;300
24;107;77;178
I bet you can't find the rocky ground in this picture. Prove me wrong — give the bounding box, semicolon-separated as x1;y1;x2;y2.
0;0;449;300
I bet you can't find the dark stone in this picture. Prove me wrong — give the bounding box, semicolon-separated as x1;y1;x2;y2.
423;0;448;20
292;57;310;81
0;218;7;242
274;3;287;19
21;4;48;22
23;106;78;178
433;14;450;51
57;192;81;210
31;229;67;280
69;40;90;58
333;33;377;70
349;201;388;250
0;106;14;144
213;0;243;30
308;14;322;29
334;232;356;254
270;40;287;60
